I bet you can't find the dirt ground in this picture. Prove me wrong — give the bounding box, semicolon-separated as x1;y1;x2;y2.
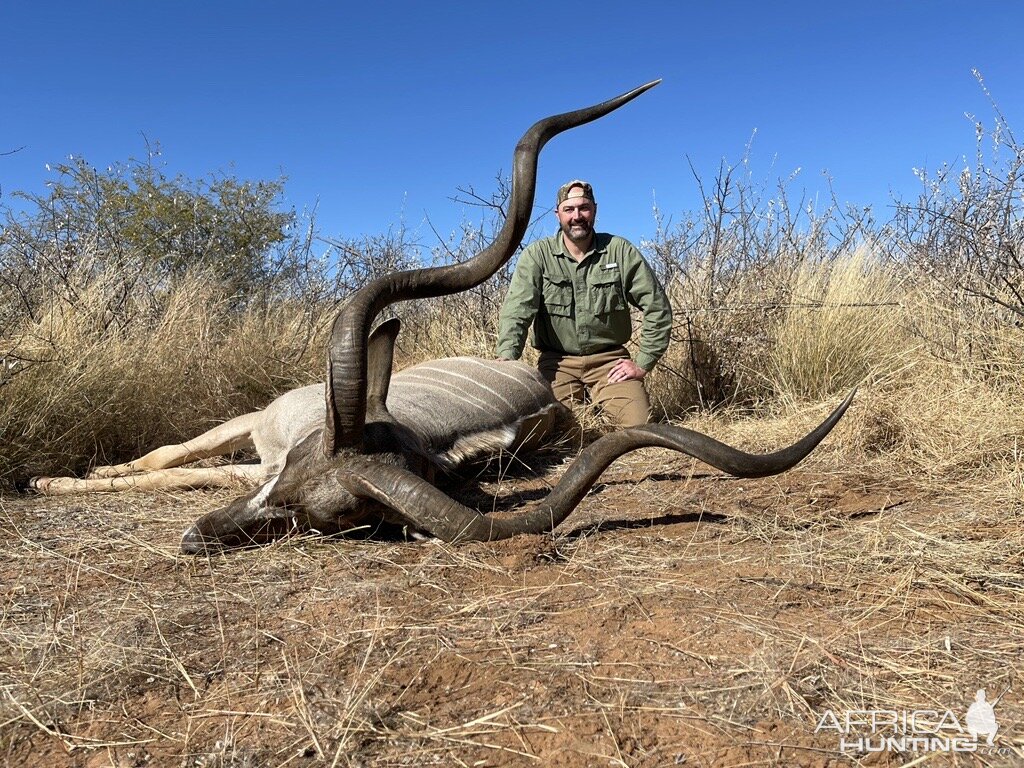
1;448;1022;767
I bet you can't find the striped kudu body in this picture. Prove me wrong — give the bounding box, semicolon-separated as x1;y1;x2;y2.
28;357;563;494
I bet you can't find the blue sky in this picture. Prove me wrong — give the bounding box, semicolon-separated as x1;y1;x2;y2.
3;2;1022;251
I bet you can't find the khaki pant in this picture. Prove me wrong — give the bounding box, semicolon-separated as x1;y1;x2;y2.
537;347;651;428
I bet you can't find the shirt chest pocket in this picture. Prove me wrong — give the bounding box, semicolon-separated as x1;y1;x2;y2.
589;273;626;314
542;275;574;317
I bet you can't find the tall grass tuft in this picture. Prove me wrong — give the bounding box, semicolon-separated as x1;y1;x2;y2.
767;245;908;401
0;270;330;482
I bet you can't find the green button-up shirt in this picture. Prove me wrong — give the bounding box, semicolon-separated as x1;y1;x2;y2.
496;232;672;371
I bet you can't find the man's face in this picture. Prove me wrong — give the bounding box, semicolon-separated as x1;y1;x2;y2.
556;191;596;245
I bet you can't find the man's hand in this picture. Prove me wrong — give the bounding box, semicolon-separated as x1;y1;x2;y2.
608;359;647;383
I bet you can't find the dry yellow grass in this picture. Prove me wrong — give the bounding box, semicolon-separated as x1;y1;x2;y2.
1;273;332;480
1;243;1023;764
3;245;1022;498
768;246;909;401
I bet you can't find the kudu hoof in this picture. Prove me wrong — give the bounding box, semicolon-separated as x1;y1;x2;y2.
15;476;45;493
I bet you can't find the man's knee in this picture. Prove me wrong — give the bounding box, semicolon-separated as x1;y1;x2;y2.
606;397;651;428
538;353;586;406
594;381;651;428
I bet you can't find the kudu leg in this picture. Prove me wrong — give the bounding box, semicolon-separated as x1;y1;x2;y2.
32;464;267;494
27;411;266;495
87;412;263;478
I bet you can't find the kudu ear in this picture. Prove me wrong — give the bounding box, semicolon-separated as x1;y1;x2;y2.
365;318;400;421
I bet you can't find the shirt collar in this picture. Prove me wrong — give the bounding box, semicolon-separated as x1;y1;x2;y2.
552;231;606;261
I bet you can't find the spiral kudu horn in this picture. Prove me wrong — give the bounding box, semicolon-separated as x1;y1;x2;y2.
334;390;856;542
323;80;662;455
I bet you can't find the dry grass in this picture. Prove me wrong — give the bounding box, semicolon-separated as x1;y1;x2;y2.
1;239;1023;765
767;246;908;401
2;428;1022;766
1;273;331;481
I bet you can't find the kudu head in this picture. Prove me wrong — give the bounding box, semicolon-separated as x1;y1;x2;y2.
181;80;664;553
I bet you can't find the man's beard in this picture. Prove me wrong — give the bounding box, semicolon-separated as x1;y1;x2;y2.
562;221;592;243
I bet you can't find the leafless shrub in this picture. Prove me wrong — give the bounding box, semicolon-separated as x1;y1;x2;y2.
641;148;878;414
889;70;1023;383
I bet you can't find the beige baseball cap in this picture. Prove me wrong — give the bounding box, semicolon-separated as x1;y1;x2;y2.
556;179;595;206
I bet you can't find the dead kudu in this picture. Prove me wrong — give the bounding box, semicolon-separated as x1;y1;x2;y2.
27;356;562;495
181;79;855;553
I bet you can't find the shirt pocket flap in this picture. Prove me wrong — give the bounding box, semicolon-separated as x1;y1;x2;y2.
590;274;626;313
542;275;573;315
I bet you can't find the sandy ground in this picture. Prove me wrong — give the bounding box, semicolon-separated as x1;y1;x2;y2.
1;449;1021;767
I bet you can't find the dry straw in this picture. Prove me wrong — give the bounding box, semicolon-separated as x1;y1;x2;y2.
2;139;1023;761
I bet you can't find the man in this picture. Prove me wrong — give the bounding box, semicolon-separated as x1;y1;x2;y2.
496;180;672;427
